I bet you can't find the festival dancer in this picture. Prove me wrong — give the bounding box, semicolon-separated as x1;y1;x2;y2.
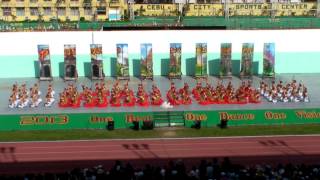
192;81;202;100
249;90;261;103
302;87;309;102
123;90;135;107
83;88;95;107
30;93;42;108
94;82;108;107
8;93;18;108
150;84;163;105
110;83;121;107
136;83;149;106
59;92;68;107
45;91;55;107
70;90;80;107
179;83;192;105
167;82;180;105
8;83;19;108
198;88;209;105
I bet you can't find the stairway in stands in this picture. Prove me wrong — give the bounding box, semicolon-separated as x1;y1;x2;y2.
153;111;185;128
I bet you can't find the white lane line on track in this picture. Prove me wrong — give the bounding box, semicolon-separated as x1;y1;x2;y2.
9;144;320;155
3;138;320;149
1;134;320;144
7;150;320;163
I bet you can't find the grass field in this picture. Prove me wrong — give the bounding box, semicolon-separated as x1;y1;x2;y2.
0;124;320;142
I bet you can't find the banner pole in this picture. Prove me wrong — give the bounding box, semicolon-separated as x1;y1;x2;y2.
91;32;94;44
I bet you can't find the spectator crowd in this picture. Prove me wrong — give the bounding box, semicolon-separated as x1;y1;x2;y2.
1;157;320;180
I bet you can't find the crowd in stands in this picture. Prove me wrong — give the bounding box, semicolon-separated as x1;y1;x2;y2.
0;23;78;32
2;158;320;180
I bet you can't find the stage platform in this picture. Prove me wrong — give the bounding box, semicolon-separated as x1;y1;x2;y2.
1;74;320;131
1;74;319;115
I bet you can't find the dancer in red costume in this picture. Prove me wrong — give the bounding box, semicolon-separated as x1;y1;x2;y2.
235;88;247;104
59;84;81;108
110;91;121;107
59;92;68;107
122;81;133;97
249;89;261;103
167;82;180;105
110;82;121;107
95;82;108;107
96;90;108;107
83;90;95;108
123;91;135;107
150;84;163;105
192;81;202;100
199;89;210;105
179;83;192;105
136;83;149;106
70;89;81;108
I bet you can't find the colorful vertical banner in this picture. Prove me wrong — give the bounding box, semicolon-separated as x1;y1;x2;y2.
169;43;182;78
116;44;129;78
90;44;104;79
263;43;275;78
90;44;103;61
64;44;76;62
240;43;254;78
38;45;50;62
220;43;232;77
195;43;207;77
64;44;77;79
37;44;52;79
140;43;153;79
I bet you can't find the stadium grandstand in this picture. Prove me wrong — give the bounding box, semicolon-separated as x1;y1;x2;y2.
1;0;320;31
2;158;320;179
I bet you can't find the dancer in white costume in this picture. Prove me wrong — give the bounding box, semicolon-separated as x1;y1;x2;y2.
45;84;55;107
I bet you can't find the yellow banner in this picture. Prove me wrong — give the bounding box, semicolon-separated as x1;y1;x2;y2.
132;3;316;17
228;3;316;16
133;4;178;16
185;4;224;16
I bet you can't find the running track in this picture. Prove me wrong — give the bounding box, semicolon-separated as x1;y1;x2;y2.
1;135;320;174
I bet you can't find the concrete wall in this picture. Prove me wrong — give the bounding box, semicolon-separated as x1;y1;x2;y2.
0;29;319;78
